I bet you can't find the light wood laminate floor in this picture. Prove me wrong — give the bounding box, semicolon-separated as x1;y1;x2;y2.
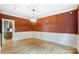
0;38;77;54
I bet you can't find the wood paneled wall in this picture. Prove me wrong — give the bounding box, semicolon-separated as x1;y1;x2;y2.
0;13;33;32
0;19;2;33
0;9;78;34
78;6;79;34
35;10;78;34
0;13;2;33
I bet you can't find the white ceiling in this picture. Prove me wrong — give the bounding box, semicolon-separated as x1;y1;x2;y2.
0;4;78;19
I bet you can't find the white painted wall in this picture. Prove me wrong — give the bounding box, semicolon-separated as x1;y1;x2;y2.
0;34;1;45
13;31;77;48
13;32;33;41
33;32;77;48
77;35;79;52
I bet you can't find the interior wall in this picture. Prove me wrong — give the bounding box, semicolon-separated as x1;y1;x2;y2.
14;32;33;41
32;32;77;47
0;13;2;33
0;13;33;42
0;34;1;46
0;14;2;45
35;9;78;34
32;9;78;48
0;9;78;48
78;6;79;52
0;13;33;32
0;9;78;34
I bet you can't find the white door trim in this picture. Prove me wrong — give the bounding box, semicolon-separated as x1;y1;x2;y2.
1;18;15;45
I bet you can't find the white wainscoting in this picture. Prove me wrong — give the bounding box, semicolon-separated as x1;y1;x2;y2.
77;35;79;52
0;34;1;44
13;31;78;48
13;32;33;41
32;32;77;48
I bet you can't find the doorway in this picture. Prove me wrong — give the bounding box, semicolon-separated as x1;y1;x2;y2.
1;19;15;46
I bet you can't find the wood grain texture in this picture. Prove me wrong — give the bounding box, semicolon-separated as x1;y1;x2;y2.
0;13;2;33
0;9;78;34
35;10;78;34
78;6;79;34
1;38;76;54
0;20;2;33
5;32;12;39
0;13;33;32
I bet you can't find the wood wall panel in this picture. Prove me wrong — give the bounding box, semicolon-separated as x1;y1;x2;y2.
0;20;2;33
35;10;78;34
0;13;2;33
0;9;78;34
0;13;33;32
78;6;79;34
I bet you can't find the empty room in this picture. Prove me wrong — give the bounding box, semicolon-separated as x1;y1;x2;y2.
0;4;79;54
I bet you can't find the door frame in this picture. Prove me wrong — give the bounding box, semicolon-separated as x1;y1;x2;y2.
1;18;15;46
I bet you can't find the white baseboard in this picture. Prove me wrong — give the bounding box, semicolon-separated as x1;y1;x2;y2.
13;31;78;48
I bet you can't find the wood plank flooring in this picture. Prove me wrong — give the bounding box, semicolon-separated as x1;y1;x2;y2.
0;38;77;54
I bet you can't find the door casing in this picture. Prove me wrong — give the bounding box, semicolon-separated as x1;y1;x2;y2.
1;18;15;46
